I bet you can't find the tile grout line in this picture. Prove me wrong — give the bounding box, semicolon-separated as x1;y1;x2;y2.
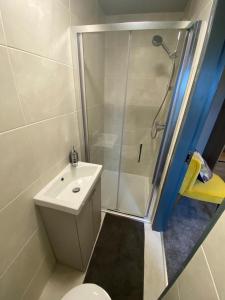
6;45;28;125
21;255;49;300
21;257;45;299
0;43;73;69
0;111;76;137
0;157;66;214
0;4;28;125
0;6;6;44
0;228;39;280
201;246;220;300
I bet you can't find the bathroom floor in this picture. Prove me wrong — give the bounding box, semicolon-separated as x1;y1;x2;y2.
39;212;167;300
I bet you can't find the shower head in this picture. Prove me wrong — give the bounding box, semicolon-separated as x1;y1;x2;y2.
152;35;163;47
152;35;176;59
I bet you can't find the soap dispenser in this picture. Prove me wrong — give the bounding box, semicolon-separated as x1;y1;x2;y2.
69;146;79;167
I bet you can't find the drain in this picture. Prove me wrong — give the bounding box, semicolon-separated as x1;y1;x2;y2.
72;187;80;193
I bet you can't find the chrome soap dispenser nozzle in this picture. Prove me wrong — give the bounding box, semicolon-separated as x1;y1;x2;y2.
69;146;79;167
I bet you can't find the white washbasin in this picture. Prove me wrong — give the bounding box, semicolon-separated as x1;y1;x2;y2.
34;162;102;215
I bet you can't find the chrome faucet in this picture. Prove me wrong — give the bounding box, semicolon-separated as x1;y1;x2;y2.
69;146;79;167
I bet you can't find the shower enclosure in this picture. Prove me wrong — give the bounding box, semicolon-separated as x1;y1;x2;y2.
73;21;200;219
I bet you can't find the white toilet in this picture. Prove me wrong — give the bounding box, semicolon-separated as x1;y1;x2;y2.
62;283;111;300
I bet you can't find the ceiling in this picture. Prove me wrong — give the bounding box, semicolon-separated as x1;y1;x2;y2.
99;0;189;15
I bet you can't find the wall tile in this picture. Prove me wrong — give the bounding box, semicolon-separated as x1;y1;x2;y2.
126;74;172;107
70;0;98;24
0;0;71;64
178;247;218;300
9;49;75;124
0;182;40;275
0;46;24;132
124;105;158;130
0;127;40;210
28;114;75;175
105;12;184;23
0;229;53;300
0;0;52;58
0;10;5;45
202;212;225;300
59;0;70;9
0;0;103;298
184;0;213;20
22;255;55;300
49;0;72;65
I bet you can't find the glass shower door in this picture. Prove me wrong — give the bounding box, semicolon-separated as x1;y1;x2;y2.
117;29;185;217
82;31;130;211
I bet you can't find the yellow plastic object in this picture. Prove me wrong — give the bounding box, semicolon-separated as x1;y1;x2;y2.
180;153;225;204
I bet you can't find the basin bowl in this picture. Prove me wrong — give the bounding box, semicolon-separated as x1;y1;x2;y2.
34;162;102;215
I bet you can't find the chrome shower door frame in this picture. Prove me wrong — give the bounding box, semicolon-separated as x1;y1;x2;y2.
72;20;198;221
147;21;201;220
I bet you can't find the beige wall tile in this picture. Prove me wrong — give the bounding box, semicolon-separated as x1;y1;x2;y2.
0;0;71;64
184;0;213;20
9;49;75;124
0;10;5;45
0;229;53;300
202;211;225;300
178;247;218;300
0;183;40;275
87;105;104;138
0;0;52;57
22;255;55;300
28;114;76;175
0;127;40;210
49;0;72;65
120;144;152;176
70;0;98;24
0;46;24;132
124;105;158;130
0;0;104;298
105;12;184;23
59;0;70;9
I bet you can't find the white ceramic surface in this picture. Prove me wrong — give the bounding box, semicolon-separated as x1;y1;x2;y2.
34;162;102;215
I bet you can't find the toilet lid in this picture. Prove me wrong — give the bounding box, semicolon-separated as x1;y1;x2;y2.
62;284;111;300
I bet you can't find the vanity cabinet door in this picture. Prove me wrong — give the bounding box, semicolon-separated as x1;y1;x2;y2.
91;179;101;239
39;207;83;270
76;199;94;270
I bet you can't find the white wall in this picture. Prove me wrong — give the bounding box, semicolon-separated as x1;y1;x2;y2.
163;209;225;300
0;0;103;299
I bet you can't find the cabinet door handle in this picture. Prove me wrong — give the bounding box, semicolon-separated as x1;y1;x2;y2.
138;144;143;163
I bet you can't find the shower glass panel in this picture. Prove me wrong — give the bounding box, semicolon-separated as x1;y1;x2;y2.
82;31;130;210
78;23;190;218
118;30;185;217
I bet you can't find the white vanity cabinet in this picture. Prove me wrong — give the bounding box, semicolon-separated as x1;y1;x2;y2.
39;179;101;271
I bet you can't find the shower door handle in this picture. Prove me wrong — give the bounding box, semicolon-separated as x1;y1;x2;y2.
138;144;143;163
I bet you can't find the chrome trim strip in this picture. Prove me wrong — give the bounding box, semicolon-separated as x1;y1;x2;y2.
146;21;201;219
77;34;90;161
101;209;151;224
116;31;132;212
73;21;194;34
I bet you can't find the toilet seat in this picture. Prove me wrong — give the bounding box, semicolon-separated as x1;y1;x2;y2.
61;283;111;300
